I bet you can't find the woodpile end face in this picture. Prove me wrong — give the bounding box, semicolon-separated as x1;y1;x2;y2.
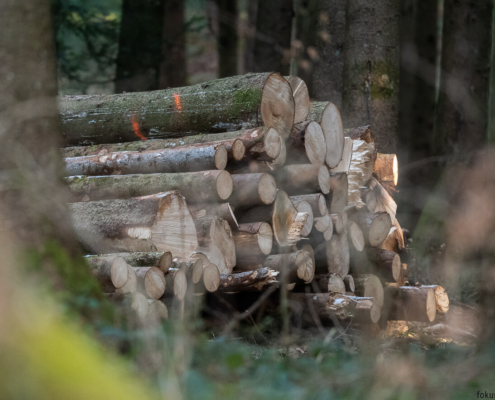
64;72;448;329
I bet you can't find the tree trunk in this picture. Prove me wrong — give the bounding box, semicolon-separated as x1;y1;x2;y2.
67;170;233;203
159;0;187;88
253;0;293;75
243;0;258;73
306;102;345;168
288;121;327;165
218;268;279;292
228;173;277;208
188;202;238;228
384;286;437;322
312;0;346;107
342;0;401;154
285;76;311;123
290;194;327;218
86;251;173;273
234;222;273;258
134;266;167;299
115;0;164;93
216;0;238;78
70;192;198;258
350;211;391;247
353;274;384;307
275;164;331;195
59;73;295;145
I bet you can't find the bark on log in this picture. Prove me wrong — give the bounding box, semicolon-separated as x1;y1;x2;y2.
290;293;381;324
275;164;331;195
193;215;236;274
306;102;345;168
353;274;384;307
228;173;277;208
134;266;166;299
290;194;327;217
325;233;350;277
420;285;449;314
218;268;279;292
379;218;405;253
71;192;198;258
90;256;129;290
331;213;344;234
234;222;273;258
348;139;376;208
59;72;295;145
373;153;398;186
293;201;313;237
288;121;326;165
329;137;353;173
285;76;311;123
350;248;401;282
350;211;391;247
344;125;374;143
312;274;346;294
384;286;437;323
344;275;355;292
67;170;233;203
65;142;229;177
327;172;348;212
188;202;238;228
86;251;173;273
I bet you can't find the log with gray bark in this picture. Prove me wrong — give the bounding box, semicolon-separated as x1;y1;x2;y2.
350;248;401;282
59;72;295;145
290;194;327;218
350;211;391;247
218;267;279;292
67;170;233;203
275;164;331;195
384;286;437;323
227;173;277;208
233;222;273;258
311;273;346;294
70;191;198;258
353;274;384;307
344;125;374;143
86;251;173;273
288;121;327;165
65;142;230;176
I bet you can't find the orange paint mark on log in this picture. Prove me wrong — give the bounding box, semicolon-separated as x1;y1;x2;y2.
174;94;182;110
131;115;147;141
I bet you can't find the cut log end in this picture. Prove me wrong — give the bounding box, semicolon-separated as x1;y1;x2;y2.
216;170;234;200
111;257;129;289
348;222;365;251
258;222;273;255
264;128;282;159
203;263;221;292
314;214;332;233
267;135;287;168
374;153;398;186
296;250;315;283
355;275;384;307
318;166;330;194
344;275;355;292
214;145;228;170
191;258;204;284
158;251;173;273
295;201;314;237
285;76;310;123
305;122;326;165
369;213;392;247
174;268;188;300
259;173;277;205
320;103;345;168
426;289;437;322
232;139;246;161
131;292;149;320
391;253;402;282
144;267;167;299
262;73;295;140
148;300;169;321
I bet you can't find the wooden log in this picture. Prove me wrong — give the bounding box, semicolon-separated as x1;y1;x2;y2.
238;191;308;247
115;265;138;294
200;263;221;293
344;275;355;292
60;72;295;145
218;267;279;292
290;194;327;217
344;125;374;143
385;286;437;323
148;300;169;321
325;233;350;277
362;177;397;221
293;200;313;237
420;285;449;314
347;221;365;251
350;211;391;247
188;202;238;228
193;215;236;274
350;248;401;282
86;251;173;273
266;134;287;169
379;218;405;253
329;137;353;173
327;172;348;212
290;293;381;324
67;170;234;203
228;173;277;208
373;153;398;186
134;266;166;299
261;251;314;283
164;268;188;300
234;222;273;258
331;213;344;234
285;76;310;123
306;102;345;168
314;214;332;234
288;121;326;165
353;274;384;307
65;142;229;177
171;258;203;284
90;256;129;290
312;273;346;294
70;191;198;257
348;139;376;208
275;164;331;195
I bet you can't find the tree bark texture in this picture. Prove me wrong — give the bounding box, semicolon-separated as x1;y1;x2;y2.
86;251;172;273
218;268;279;292
342;0;401;154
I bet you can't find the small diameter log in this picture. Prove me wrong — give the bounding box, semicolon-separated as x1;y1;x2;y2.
67;170;233;203
60;72;295;145
70;192;198;258
306;102;345;168
331;213;344;234
288;121;326;165
267;134;287;169
200;263;221;293
233;127;282;161
218;267;279;292
314;214;332;234
148;300;169;321
350;212;391;247
285;76;311;123
188;202;238;228
164;268;188;300
327;172;348;212
350;248;401;282
420;285;449;314
262;251;314;283
353;274;384;307
131;293;150;320
344;125;374;143
86;251;173;273
65;142;229;177
171;258;203;284
134;267;167;299
234;222;273;258
228;173;277;208
193;215;236;274
312;274;346;294
344;275;355;292
275;164;331;195
115;265;138;294
373;153;398;186
347;221;365;251
348;139;376;208
293;200;313;237
90;256;129;290
385;286;437;323
290;293;381;324
325;233;350;277
329;137;353;173
290;194;327;217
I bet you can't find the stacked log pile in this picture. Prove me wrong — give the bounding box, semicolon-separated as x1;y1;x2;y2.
61;72;448;328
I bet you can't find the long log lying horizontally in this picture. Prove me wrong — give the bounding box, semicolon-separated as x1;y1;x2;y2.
134;266;167;299
228;173;277;208
60;72;295;145
350;211;391;247
373;153;398;187
234;222;273;258
91;256;129;290
290;194;327;218
353;274;384;307
311;273;346;294
67;170;233;203
384;286;437;323
86;251;173;273
350;248;401;282
65;142;230;176
70;191;198;258
218;267;279;292
275;164;331;195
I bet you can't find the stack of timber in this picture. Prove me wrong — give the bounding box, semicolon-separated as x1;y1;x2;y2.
60;72;448;329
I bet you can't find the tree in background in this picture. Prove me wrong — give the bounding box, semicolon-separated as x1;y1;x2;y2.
215;0;238;78
342;0;401;154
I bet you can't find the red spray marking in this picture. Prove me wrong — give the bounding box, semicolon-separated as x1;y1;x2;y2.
131;115;147;141
174;93;182;110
